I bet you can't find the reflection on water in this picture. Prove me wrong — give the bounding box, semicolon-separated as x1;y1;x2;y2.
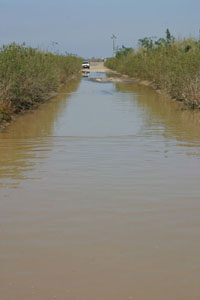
0;79;80;187
82;70;90;77
0;73;200;300
116;82;200;144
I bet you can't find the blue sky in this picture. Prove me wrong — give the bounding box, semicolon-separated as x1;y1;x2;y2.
0;0;200;57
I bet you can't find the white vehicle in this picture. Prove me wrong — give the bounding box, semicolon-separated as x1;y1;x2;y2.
82;61;90;69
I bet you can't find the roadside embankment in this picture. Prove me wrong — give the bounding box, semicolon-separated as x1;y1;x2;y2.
0;43;82;128
105;35;200;109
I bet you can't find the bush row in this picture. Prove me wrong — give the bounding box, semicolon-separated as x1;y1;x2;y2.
105;30;200;108
0;43;82;121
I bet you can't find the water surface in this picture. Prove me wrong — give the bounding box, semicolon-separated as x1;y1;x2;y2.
0;74;200;300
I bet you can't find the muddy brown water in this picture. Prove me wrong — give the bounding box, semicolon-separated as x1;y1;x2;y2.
0;73;200;300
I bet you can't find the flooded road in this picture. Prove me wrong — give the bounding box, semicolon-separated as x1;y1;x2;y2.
0;72;200;300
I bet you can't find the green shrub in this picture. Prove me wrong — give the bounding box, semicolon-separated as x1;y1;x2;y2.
0;43;82;115
105;30;200;108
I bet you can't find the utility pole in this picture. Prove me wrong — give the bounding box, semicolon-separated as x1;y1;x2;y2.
111;34;117;56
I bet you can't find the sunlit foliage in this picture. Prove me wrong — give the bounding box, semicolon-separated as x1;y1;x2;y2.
105;30;200;108
0;43;82;121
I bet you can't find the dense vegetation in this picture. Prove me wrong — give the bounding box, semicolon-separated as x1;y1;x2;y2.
0;43;82;123
105;30;200;108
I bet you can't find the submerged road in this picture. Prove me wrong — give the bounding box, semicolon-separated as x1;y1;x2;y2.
0;64;200;300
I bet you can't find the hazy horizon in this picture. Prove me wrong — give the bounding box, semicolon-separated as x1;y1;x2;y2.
1;0;200;57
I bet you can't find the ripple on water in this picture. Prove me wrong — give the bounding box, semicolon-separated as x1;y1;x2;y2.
0;72;200;300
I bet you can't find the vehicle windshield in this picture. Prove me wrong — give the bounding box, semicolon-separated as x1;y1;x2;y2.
83;61;89;64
